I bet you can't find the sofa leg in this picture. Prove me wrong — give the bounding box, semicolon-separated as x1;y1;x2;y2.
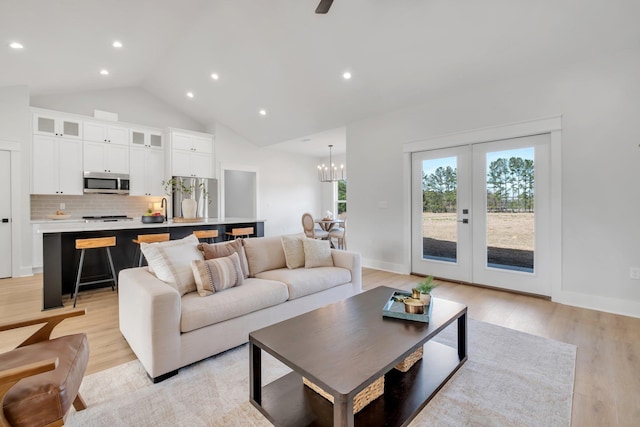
73;393;87;411
149;369;179;383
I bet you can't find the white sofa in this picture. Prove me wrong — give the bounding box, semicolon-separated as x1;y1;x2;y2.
118;235;362;382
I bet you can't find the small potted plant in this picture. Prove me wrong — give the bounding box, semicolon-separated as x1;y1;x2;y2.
412;275;438;305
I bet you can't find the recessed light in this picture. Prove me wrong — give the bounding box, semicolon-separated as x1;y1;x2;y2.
259;109;267;116
100;69;109;76
342;71;352;80
186;92;194;98
9;42;23;49
210;73;219;80
112;41;123;48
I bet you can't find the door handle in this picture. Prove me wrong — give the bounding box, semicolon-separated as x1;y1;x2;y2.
456;219;469;224
1;218;9;223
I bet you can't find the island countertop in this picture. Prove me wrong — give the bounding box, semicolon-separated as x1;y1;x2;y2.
33;217;265;233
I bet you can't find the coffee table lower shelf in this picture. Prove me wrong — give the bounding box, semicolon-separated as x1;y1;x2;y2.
251;340;466;427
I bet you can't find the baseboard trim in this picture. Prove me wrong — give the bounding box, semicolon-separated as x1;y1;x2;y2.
555;290;640;318
362;258;407;275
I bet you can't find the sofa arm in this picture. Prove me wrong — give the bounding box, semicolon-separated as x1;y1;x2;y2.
118;268;181;380
331;249;362;293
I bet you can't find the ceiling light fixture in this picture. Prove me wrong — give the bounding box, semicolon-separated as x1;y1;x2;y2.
342;71;352;80
186;92;194;98
100;69;109;75
112;41;123;48
211;73;219;80
317;145;345;182
9;42;23;49
259;109;267;116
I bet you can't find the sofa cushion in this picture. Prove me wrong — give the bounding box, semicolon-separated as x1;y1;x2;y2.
197;239;249;278
281;234;305;269
243;236;287;277
141;234;203;296
180;278;289;332
191;252;244;296
303;238;333;268
256;266;351;300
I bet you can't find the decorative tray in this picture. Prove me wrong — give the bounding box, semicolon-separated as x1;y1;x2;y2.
172;217;204;223
382;291;432;323
46;214;71;220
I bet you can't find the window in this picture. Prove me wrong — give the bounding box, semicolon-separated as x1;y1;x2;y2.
335;180;347;216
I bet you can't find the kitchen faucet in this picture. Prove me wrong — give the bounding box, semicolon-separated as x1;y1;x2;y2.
160;197;168;222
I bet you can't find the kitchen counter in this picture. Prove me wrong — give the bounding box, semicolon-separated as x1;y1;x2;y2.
39;218;265;310
33;217;265;233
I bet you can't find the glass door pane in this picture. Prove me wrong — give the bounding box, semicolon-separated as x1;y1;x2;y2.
485;147;535;273
422;156;458;263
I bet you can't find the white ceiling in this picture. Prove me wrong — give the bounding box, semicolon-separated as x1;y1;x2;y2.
2;0;639;153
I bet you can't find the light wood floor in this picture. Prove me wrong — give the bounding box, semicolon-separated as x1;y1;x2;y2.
1;269;639;426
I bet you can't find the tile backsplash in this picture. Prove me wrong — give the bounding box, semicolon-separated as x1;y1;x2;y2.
31;194;168;220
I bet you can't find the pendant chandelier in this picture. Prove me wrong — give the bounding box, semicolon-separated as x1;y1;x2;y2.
317;144;345;182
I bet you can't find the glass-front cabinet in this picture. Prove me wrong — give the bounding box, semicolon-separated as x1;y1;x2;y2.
33;113;82;139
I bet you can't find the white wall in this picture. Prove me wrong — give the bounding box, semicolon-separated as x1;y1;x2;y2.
0;85;30;276
210;123;322;237
31;87;203;131
346;47;640;317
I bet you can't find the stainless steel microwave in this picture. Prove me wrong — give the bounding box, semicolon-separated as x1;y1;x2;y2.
83;172;130;195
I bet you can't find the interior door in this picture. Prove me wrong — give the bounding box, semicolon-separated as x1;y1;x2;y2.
0;150;11;278
412;134;552;296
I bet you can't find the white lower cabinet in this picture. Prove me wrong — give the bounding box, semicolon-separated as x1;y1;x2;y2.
130;146;165;196
32;135;83;195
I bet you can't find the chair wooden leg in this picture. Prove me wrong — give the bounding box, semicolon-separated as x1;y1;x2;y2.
72;393;87;411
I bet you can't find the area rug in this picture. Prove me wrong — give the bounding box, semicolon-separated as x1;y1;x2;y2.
66;320;576;426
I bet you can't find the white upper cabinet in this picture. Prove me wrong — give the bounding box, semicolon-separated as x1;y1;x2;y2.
33;113;82;139
83;141;129;174
131;127;163;149
168;129;214;178
84;121;129;145
130;146;164;196
32;135;83;195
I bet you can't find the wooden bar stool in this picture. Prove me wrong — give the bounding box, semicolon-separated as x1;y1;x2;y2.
72;236;117;308
132;233;170;267
225;227;254;240
193;229;219;243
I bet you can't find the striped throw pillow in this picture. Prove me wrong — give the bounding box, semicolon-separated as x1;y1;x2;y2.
191;252;244;297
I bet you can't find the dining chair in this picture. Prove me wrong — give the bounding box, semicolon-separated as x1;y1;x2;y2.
329;218;347;250
301;213;329;240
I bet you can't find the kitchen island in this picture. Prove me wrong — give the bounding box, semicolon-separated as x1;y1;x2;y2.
37;218;264;310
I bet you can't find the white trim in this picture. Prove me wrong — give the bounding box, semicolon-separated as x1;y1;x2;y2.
403;115;562;153
362;257;408;275
556;291;640;319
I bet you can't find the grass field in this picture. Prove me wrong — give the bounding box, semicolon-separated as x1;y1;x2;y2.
422;212;534;251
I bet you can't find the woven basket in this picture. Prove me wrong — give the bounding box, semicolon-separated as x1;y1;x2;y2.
302;376;384;414
394;346;424;372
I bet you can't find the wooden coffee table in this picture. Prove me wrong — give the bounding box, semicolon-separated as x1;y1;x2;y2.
249;286;467;427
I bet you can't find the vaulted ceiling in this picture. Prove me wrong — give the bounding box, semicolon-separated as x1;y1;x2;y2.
2;0;639;151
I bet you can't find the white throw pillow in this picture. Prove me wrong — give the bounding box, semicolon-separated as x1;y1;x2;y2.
141;234;203;296
281;234;305;269
303;238;333;268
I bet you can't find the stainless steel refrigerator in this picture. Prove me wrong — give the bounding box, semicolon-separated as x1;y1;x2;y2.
171;176;219;219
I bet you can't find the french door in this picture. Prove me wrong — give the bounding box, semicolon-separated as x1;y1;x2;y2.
411;134;551;296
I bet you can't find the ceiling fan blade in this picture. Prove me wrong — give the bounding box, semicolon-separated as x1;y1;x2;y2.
315;0;334;14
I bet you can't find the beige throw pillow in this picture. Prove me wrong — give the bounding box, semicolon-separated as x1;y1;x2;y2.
191;252;244;296
198;239;249;278
281;234;305;269
141;234;203;296
303;238;333;268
